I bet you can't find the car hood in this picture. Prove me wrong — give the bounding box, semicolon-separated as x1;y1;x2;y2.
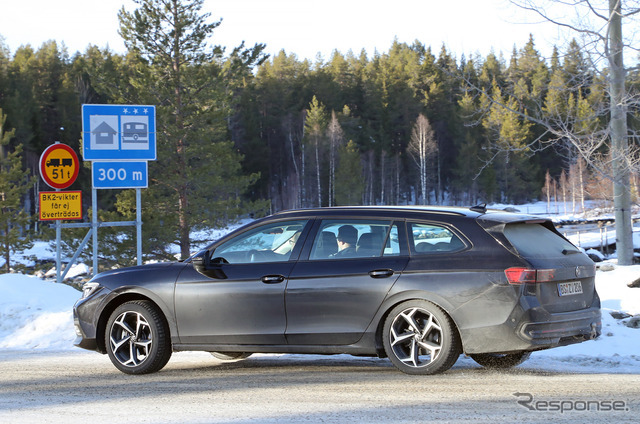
91;261;184;288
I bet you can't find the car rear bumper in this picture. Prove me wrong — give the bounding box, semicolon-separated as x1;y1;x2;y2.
518;306;601;347
460;302;601;355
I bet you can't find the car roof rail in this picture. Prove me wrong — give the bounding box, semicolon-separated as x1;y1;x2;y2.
469;203;487;214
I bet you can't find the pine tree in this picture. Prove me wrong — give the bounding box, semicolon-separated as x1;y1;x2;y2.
304;95;328;207
0;109;35;272
118;0;265;259
482;81;536;202
335;140;364;206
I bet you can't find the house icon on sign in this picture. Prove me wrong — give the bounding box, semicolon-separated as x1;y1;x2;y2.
92;121;117;145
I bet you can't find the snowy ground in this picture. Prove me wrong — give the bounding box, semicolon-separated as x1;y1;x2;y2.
0;201;639;373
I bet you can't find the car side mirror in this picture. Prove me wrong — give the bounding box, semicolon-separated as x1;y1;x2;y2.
192;250;211;274
192;250;228;279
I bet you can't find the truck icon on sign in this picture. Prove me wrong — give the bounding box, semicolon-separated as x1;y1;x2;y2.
46;158;73;167
122;122;148;143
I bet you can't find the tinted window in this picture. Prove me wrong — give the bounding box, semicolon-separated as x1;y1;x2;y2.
408;222;466;254
309;219;399;260
213;220;307;263
503;223;578;258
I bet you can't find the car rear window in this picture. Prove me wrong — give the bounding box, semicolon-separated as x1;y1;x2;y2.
503;223;579;258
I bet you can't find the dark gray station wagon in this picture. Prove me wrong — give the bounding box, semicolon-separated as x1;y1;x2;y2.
74;205;601;375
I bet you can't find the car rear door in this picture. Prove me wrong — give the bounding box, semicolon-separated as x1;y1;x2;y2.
285;218;409;345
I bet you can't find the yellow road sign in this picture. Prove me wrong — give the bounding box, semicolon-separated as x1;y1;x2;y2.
39;191;82;220
39;143;80;189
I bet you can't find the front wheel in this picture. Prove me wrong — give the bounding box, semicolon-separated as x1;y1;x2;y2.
105;300;172;374
382;300;461;375
470;352;531;369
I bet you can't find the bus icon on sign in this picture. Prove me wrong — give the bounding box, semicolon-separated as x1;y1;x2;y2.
122;122;148;143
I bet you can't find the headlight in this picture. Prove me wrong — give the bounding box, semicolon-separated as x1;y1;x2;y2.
81;282;100;299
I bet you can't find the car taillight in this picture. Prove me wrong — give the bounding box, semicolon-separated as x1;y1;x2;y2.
504;267;555;284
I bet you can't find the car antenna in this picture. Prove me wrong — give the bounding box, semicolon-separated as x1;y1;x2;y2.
469;203;487;213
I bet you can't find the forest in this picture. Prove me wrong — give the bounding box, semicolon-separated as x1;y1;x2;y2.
1;0;639;264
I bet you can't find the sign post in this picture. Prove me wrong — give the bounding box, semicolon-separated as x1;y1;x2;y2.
82;104;156;271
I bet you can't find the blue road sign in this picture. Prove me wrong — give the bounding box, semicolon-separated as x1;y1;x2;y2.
82;104;156;161
92;161;148;189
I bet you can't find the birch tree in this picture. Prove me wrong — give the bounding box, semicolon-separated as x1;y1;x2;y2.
408;114;437;205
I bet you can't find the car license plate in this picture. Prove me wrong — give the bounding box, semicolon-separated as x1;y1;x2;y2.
558;281;583;296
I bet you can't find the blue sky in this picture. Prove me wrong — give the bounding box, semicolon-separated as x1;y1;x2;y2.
1;0;573;61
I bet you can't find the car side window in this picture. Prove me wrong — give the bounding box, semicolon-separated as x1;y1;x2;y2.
409;222;466;255
213;220;307;264
309;219;399;260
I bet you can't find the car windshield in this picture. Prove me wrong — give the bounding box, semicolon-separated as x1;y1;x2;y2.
212;220;307;263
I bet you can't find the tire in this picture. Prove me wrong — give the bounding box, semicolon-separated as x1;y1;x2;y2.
105;300;172;374
210;352;252;361
382;300;461;375
470;352;531;369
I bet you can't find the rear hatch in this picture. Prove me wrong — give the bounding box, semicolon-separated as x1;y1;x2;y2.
500;221;597;313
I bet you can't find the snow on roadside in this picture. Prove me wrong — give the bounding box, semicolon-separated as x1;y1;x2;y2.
0;273;78;349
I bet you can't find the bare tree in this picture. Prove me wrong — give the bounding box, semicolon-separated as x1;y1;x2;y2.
560;169;569;214
491;0;640;264
326;111;344;207
544;170;553;213
408;114;438;205
283;113;303;209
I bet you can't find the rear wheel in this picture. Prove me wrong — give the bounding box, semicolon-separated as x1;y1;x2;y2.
382;300;461;375
210;352;252;361
105;300;172;374
470;352;531;369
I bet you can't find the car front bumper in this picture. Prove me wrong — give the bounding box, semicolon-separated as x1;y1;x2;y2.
73;287;112;353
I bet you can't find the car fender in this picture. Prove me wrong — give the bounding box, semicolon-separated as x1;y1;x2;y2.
367;289;461;337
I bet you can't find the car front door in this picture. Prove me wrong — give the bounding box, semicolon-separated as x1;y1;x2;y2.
175;219;310;345
285;218;409;345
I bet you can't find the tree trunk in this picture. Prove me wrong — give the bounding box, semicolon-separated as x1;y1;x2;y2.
395;154;400;205
287;126;301;209
315;138;321;207
380;150;386;205
301;143;306;207
609;0;633;265
3;221;9;272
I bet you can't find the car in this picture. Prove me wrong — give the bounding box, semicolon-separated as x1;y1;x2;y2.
73;205;601;375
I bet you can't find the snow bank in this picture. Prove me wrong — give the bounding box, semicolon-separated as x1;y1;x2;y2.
0;274;79;349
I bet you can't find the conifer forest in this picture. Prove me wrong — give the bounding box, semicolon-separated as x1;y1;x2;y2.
1;0;639;262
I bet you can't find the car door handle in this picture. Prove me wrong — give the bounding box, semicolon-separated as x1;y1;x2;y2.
261;275;285;284
369;269;394;278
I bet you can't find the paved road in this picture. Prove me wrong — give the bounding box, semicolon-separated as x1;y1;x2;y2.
0;350;637;423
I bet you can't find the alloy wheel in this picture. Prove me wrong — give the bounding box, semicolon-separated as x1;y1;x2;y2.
389;306;443;368
109;310;153;367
